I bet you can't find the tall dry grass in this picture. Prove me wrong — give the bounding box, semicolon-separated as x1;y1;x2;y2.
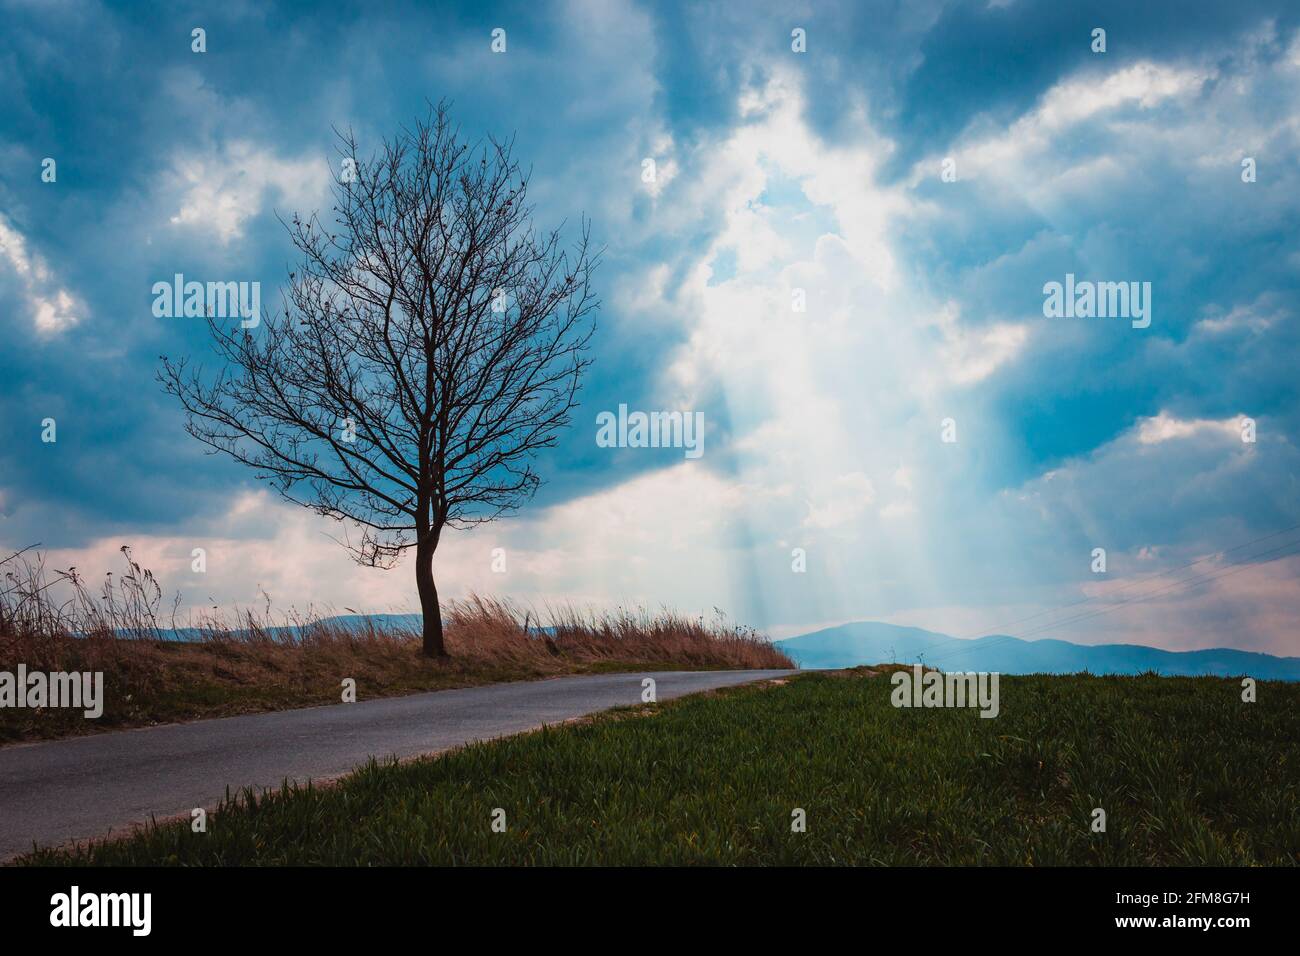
0;546;793;742
442;594;791;669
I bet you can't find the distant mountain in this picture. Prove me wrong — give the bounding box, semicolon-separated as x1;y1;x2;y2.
129;614;426;642
777;621;1300;680
315;613;558;636
132;613;555;642
318;613;424;632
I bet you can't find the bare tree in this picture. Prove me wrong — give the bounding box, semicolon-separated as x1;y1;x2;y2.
160;104;599;657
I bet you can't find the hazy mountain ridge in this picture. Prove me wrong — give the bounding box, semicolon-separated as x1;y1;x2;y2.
777;622;1300;680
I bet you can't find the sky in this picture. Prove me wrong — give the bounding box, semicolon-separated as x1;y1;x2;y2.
2;0;1298;654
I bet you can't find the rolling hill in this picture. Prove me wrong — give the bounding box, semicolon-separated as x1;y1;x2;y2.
777;621;1300;680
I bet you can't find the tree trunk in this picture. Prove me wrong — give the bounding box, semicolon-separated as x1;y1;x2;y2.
415;538;447;658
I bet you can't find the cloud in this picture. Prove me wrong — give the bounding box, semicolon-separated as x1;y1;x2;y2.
0;213;81;334
1136;411;1245;445
909;61;1209;198
929;302;1030;386
19;491;417;620
1;2;1297;657
165;141;330;244
882;549;1300;657
804;472;876;530
1193;296;1284;336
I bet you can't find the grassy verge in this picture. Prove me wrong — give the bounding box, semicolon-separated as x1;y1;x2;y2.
0;633;784;745
0;548;791;744
22;668;1299;865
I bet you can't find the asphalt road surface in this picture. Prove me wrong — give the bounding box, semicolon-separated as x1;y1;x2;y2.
0;668;793;860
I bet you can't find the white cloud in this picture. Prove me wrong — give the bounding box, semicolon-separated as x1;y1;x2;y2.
2;491;416;621
912;61;1210;194
928;302;1030;386
166;140;330;244
0;213;82;334
804;472;875;529
552;67;1040;634
1037;62;1206;129
1136;411;1244;445
7;468;780;624
640;133;679;199
21;27;1291;653
1193;297;1283;336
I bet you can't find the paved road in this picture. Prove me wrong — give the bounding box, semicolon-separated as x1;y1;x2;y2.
0;669;792;860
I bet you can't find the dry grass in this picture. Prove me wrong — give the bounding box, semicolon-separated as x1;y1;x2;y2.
0;547;792;744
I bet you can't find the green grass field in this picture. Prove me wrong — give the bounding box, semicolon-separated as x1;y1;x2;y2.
22;668;1300;865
